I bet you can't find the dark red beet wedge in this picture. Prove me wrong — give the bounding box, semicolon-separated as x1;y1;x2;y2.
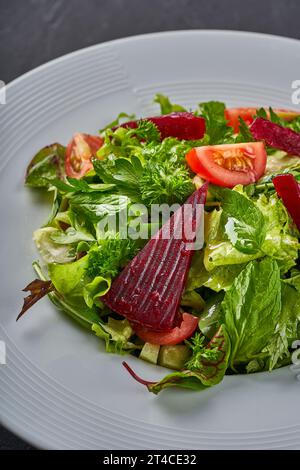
114;112;206;141
273;174;300;230
250;117;300;157
101;184;208;331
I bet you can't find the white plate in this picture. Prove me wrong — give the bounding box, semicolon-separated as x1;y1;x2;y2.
1;30;300;450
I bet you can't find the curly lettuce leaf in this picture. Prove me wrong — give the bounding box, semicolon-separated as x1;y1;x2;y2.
83;276;111;308
256;193;300;273
48;255;88;294
204;210;261;271
186;248;247;293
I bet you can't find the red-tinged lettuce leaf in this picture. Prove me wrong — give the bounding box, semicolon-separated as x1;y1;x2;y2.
17;279;54;321
101;185;208;331
123;325;231;394
250;118;300;156
25;143;66;188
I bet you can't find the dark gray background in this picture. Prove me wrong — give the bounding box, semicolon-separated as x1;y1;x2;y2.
1;0;300;450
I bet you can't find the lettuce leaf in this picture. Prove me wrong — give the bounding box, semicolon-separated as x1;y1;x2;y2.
33;227;76;264
92;317;139;354
256;193;300;273
48;255;88;294
204;189;299;275
154;94;187;114
214;187;267;255
25;143;66;188
221;258;281;369
204;210;261;271
144;325;230;394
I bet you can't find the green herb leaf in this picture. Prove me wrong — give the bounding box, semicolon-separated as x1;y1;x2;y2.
154;94;187;114
86;236;139;279
100;112;136;132
221;258;281;368
199;101;234;144
140;160;194;206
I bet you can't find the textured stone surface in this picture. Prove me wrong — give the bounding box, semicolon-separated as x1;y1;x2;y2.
1;0;299;450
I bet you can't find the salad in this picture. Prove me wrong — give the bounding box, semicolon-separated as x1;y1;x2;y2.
20;95;300;394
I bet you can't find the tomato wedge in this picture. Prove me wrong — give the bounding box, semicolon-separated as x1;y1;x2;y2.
65;133;104;178
186;142;267;188
132;312;199;345
225;107;300;133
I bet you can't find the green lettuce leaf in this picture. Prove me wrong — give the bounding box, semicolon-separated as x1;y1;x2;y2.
69;192;130;224
48;255;88;294
92;318;139;354
180;290;205;311
221;258;281;368
204;210;261;271
186;248;247;293
33;227;76;264
33;261;101;328
215;187;267;255
256;193;300;273
199;293;224;339
154;94;187;114
83;276;111;308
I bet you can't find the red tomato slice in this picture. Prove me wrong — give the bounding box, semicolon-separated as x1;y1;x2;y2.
186;142;267;188
132;312;199;345
225;107;300;133
65;133;104;178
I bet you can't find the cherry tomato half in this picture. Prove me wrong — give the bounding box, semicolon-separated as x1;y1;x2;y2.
65;133;104;178
186;142;267;188
132;312;199;346
225;107;300;133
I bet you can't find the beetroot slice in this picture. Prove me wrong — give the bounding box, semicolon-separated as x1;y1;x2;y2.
101;184;208;331
114;112;206;141
250;117;300;157
273;174;300;231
